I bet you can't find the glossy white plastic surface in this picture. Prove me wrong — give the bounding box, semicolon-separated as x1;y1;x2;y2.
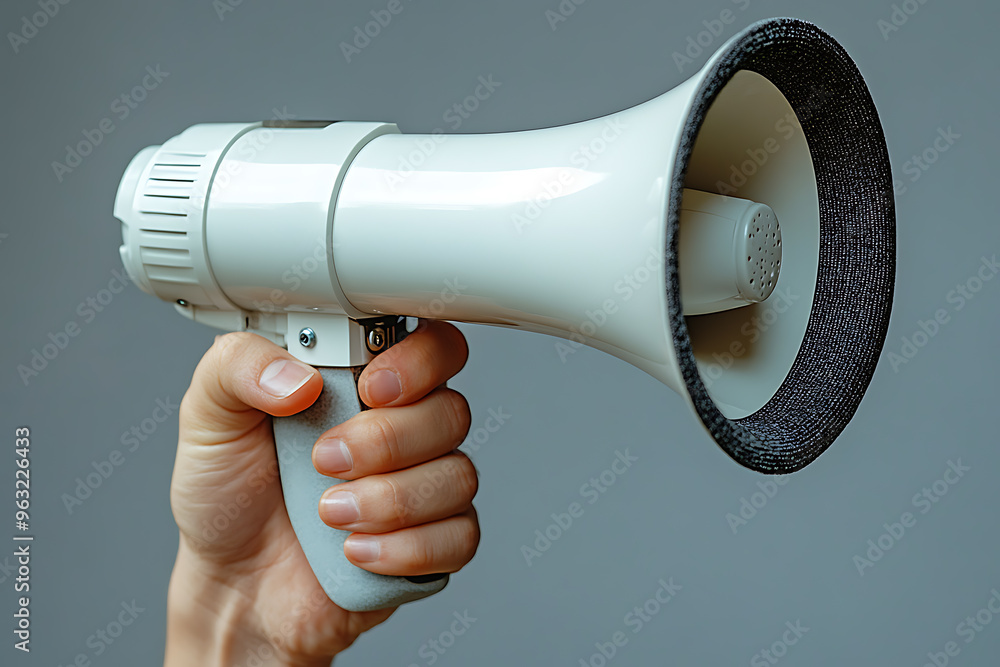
205;122;398;318
332;79;702;394
115;62;816;417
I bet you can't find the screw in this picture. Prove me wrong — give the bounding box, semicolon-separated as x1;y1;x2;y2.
367;327;387;353
298;328;316;348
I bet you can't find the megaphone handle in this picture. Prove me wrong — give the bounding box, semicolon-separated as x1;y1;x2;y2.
272;364;449;612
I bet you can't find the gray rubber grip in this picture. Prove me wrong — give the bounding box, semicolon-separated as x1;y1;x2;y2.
272;366;448;612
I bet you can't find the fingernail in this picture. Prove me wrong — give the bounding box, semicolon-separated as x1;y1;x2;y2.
320;490;360;525
366;369;401;404
315;439;353;474
345;536;380;563
259;359;314;398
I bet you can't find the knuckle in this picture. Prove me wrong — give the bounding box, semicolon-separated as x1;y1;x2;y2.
177;390;209;435
366;412;403;471
376;476;410;530
443;324;470;365
451;512;481;561
210;331;256;366
178;388;197;420
446;453;479;503
437;390;471;443
409;535;438;572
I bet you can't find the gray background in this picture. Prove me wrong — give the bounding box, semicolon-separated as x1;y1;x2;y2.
2;0;998;665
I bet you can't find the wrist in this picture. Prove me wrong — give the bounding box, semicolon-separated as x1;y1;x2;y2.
164;542;332;667
165;543;257;666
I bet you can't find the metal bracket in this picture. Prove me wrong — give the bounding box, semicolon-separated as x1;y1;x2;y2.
174;304;409;368
359;315;408;356
284;313;408;367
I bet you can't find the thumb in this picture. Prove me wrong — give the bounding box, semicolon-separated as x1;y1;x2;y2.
180;332;323;445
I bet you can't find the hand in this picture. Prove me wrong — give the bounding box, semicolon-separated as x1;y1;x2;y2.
164;322;478;667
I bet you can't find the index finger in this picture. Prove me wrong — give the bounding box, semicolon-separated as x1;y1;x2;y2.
357;321;468;409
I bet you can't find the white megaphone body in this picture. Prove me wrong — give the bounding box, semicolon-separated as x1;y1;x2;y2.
113;18;895;611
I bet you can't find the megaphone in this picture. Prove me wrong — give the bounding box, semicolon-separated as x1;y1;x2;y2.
113;18;894;611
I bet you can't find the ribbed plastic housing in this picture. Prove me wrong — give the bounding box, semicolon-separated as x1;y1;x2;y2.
113;123;258;309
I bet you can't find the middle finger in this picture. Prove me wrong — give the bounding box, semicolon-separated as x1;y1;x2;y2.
312;388;471;479
318;451;478;533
